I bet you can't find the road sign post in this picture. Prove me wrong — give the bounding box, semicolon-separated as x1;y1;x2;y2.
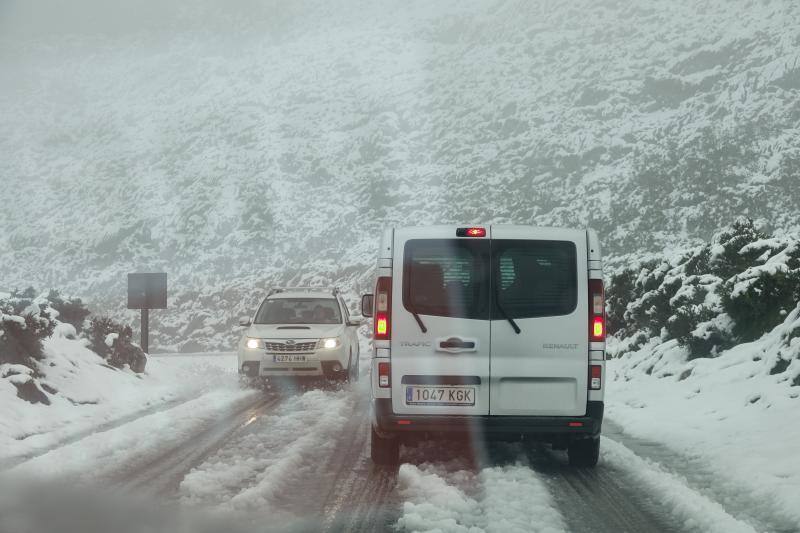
141;308;149;354
127;273;167;354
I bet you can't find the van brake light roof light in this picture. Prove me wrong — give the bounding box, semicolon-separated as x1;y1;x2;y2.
456;227;486;237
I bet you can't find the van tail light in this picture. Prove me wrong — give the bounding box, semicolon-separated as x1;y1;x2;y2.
378;362;391;388
589;279;605;342
592;316;604;338
374;276;392;341
590;365;602;390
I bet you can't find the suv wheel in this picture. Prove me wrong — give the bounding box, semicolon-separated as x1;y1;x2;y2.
338;353;352;383
370;426;399;465
349;352;359;382
568;437;600;467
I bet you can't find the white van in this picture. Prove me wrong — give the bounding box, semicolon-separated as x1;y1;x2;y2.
361;225;605;466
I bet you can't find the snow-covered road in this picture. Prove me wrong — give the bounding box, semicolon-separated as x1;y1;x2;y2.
1;353;797;533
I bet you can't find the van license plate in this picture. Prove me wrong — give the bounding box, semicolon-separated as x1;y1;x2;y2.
405;386;475;406
273;354;306;363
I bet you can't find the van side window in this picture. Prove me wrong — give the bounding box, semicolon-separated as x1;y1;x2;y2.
493;240;577;318
403;239;490;319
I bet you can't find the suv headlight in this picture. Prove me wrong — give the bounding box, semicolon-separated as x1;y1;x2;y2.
245;338;263;349
319;337;341;349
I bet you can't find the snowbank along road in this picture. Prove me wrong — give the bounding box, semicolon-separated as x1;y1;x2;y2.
0;352;796;533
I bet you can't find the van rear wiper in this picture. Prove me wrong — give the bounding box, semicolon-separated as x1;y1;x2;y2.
496;303;520;334
407;303;427;333
494;285;521;334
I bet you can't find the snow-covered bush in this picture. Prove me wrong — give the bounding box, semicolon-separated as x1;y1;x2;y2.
708;218;769;279
718;240;800;342
45;289;91;334
87;317;147;373
0;288;55;365
608;218;800;359
1;289;150;407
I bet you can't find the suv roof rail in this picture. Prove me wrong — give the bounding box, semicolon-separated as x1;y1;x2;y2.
267;286;340;297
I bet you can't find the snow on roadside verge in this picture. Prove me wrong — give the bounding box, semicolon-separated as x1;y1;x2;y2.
0;347;240;467
601;438;756;533
396;461;566;533
607;305;800;529
3;385;259;484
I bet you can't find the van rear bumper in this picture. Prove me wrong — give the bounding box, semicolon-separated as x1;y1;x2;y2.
372;399;603;437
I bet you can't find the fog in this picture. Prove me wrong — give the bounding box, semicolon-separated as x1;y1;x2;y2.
1;0;797;350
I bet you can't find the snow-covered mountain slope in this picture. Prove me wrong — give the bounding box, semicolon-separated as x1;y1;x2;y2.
1;0;798;350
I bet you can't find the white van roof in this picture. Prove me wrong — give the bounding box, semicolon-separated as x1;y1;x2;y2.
384;225;601;263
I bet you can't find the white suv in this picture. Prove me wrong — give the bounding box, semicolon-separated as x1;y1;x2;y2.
361;225;605;466
238;288;362;382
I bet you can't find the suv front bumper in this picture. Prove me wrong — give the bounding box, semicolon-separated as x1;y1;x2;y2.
372;398;603;438
238;345;349;379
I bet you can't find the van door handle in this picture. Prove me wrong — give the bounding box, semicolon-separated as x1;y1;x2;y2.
440;339;475;349
437;337;477;353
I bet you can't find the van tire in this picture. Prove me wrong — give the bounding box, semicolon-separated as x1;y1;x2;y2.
568;437;600;467
370;426;399;465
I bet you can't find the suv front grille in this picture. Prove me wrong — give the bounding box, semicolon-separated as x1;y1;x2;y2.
265;341;317;353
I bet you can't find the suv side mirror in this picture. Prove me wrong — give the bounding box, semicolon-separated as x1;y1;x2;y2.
361;294;374;318
347;315;365;327
238;317;252;327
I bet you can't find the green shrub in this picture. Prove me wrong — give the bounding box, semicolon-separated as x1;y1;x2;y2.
625;269;680;339
0;288;55;365
87;317;147;373
709;217;768;279
685;320;733;359
606;219;799;359
46;290;91;333
720;270;800;342
606;269;636;336
684;247;711;277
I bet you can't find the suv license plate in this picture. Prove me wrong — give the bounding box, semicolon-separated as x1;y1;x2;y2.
405;385;475;406
273;354;307;363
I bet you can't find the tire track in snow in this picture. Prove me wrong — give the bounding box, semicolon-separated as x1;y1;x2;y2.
178;386;356;522
393;437;684;533
118;393;281;497
603;420;800;533
519;440;679;533
314;385;400;533
394;441;567;533
395;462;567;533
599;437;758;533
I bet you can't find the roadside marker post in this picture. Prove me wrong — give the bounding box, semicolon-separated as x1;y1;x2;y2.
127;273;167;354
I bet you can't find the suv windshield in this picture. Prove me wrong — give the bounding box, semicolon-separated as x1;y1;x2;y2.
254;298;342;325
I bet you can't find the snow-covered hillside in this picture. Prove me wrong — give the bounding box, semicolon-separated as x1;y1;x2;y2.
602;219;800;530
1;0;798;350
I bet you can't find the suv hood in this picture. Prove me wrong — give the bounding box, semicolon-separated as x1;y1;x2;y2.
246;323;344;340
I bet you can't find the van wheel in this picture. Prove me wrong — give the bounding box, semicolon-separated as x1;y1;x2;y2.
568;437;600;467
370;426;399;465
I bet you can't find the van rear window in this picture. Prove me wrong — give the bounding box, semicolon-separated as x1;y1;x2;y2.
403;238;577;320
403;239;490;319
493;240;577;318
